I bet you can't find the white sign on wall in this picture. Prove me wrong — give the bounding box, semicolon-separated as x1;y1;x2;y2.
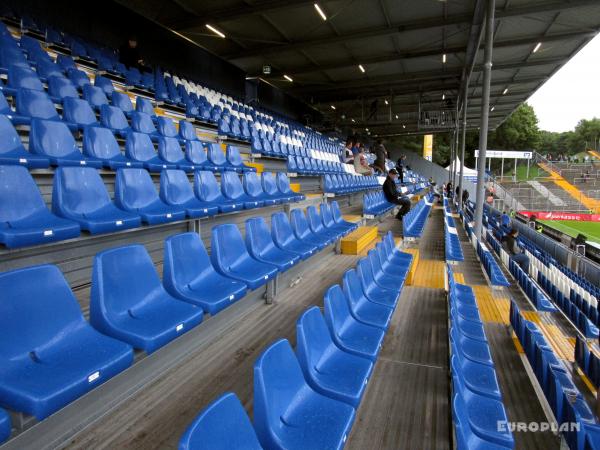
474;150;532;159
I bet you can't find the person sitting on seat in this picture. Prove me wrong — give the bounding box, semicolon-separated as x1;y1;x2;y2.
383;169;411;222
500;210;511;234
354;148;374;176
344;138;354;163
461;188;469;205
502;228;529;273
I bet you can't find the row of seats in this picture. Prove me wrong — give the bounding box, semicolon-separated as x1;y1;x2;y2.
476;238;510;287
363;191;395;217
508;258;557;312
325;174;382;195
447;265;514;449
444;199;464;262
288;155;347;175
0;207;353;425
402;194;433;238
0;164;303;248
575;336;600;389
179;232;413;449
510;301;600;450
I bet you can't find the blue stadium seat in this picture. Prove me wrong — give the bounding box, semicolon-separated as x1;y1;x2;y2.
99;104;131;137
159;169;218;218
8;64;43;91
253;339;356;450
243;172;278;206
271;211;317;259
245;217;300;271
94;75;115;97
342;269;394;329
450;327;495;367
0;408;9;444
52;167;141;233
82;126;142;169
111;91;134;115
290;208;332;249
47;75;79;100
125;131;177;172
296;306;373;407
366;250;404;293
163;232;248;315
62;96;100;128
179;393;262;450
259;172;292;203
194;170;244;213
331;201;358;232
0;165;80;247
131;111;158;136
29;118;102;167
135;96;155;117
179;120;198;141
320;203;354;236
156;116;178;139
67;68;90;90
323;285;385;361
16;88;61;121
226;145;255;172
307;205;341;240
82;84;108;110
157;137;195;171
114;168;186;224
221;171;264;209
90;245;203;354
0;91;12;116
276;172;304;201
206;143;235;171
56;54;76;72
184;141;218;171
0;114;49;168
210;224;278;290
450;353;501;401
0;264;133;419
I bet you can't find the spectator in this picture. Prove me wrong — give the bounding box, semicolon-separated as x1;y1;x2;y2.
371;138;387;175
119;36;144;70
352;138;361;157
500;210;511;234
396;155;406;183
354;147;374;176
446;182;453;199
383;169;411;223
344;138;354;163
502;228;529;273
461;188;469;205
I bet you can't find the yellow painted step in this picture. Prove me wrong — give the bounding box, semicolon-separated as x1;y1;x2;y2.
538;162;600;213
402;248;419;286
412;259;445;289
245;162;264;173
472;285;510;324
341;226;378;255
290;183;301;193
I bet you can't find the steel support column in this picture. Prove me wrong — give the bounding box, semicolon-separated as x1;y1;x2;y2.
474;0;495;239
458;91;468;208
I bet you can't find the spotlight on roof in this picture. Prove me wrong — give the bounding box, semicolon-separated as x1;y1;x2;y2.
384;99;389;105
205;24;226;38
351;118;355;122
533;42;542;53
491;106;495;112
330;105;336;110
358;64;365;73
365;128;369;131
442;94;445;100
402;124;406;129
395;114;399;119
283;74;293;82
502;88;508;95
314;3;327;21
442;53;447;64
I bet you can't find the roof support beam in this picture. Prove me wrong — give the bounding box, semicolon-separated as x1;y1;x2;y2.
223;0;599;59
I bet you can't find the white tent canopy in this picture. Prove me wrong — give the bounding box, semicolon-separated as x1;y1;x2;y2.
445;157;478;178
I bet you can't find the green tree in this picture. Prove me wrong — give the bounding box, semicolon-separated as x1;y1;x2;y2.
489;103;540;150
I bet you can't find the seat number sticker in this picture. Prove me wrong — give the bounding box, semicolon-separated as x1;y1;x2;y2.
88;371;100;383
43;230;53;236
176;323;184;332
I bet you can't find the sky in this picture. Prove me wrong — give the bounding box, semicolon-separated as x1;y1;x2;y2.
528;34;600;133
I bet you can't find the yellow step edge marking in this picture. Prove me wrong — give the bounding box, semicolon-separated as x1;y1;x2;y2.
289;183;301;193
343;214;363;224
522;311;541;324
538;162;600;213
588;150;600;160
537;323;575;362
472;285;510;324
513;335;525;354
400;248;419;285
341;226;378;255
576;367;597;396
453;272;465;284
412;259;444;289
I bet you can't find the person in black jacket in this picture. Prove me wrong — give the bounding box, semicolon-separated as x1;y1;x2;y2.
383;169;411;221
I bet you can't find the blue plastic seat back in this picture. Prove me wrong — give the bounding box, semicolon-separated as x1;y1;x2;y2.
276;173;293;194
331;201;344;222
83;126;121;160
307;206;325;232
0;265;86;360
253;339;309;442
221;171;245;199
8;65;43;91
179;392;262;450
56;54;76;71
324;284;353;333
112;91;134;113
158;137;184;163
52;166;112;215
83;84;108;109
207;143;226;165
185;141;207;165
243;172;264;198
47;75;79;100
100;104;129;131
0;114;25;155
343;269;367;306
0;165;49;222
290;208;312;238
63;97;97;126
271;212;295;246
226;145;243;166
246;217;276;254
29;119;80;158
159;169;195;205
320;203;336;227
68;69;90;90
261;172;279;196
164;232;214;290
94;75;114;97
194;170;222;202
91;245;164;314
157;116;177;138
16;88;60;120
179;120;197;141
126;131;157;162
211;224;251;268
0;91;10;115
135;97;154;116
297;307;334;374
131;111;157;134
115;168;159;209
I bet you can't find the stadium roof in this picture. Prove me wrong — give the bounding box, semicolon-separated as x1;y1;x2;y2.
120;0;600;135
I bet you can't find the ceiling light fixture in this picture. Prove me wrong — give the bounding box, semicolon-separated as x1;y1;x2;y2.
384;99;389;105
314;3;327;21
502;88;508;95
442;94;445;100
205;24;226;38
283;74;293;82
330;105;336;110
402;124;406;129
395;114;399;119
533;42;542;53
358;64;365;73
351;118;355;122
365;128;369;131
491;106;495;112
442;53;447;63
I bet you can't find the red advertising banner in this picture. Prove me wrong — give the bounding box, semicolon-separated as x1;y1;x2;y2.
520;211;600;222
